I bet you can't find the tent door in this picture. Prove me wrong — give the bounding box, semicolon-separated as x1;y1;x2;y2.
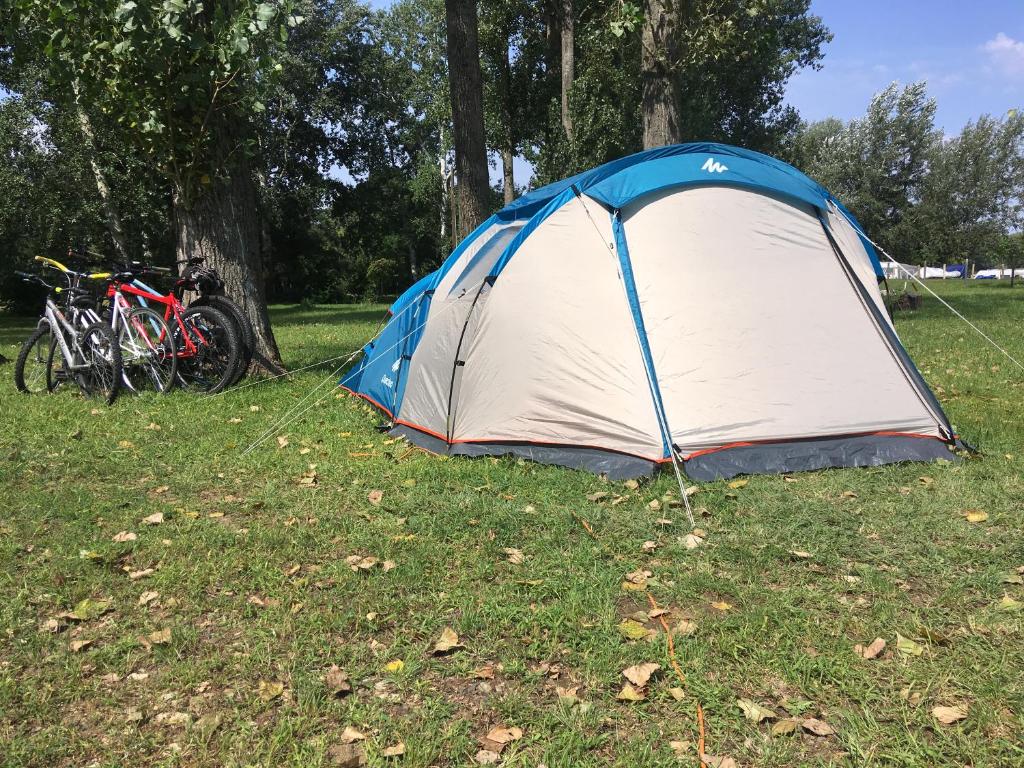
445;279;493;442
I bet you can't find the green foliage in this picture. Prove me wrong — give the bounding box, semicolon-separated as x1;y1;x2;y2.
5;0;294;200
793;83;1024;266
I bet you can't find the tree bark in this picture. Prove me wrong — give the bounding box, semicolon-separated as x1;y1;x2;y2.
445;0;491;242
500;36;515;204
172;123;283;373
641;0;683;149
73;81;129;260
560;0;574;142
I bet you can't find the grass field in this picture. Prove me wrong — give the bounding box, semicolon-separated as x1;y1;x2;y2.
1;280;1022;768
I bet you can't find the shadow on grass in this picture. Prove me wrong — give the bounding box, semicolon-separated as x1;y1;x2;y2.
269;304;389;327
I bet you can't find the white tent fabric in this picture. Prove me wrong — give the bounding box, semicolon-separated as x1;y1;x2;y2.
343;143;960;480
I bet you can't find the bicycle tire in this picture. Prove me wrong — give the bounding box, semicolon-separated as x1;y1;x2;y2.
191;295;254;385
78;321;122;405
120;307;178;394
14;321;53;394
174;305;240;394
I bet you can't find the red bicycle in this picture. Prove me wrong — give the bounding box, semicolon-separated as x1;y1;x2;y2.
109;268;241;394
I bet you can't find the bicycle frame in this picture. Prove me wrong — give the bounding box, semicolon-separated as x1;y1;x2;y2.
109;281;208;358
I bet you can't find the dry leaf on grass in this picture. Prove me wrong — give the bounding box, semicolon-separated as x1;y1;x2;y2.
258;680;284;701
710;600;733;612
69;638;93;652
473;664;495;679
384;659;404;672
963;510;988;523
771;719;800;736
502;547;524;565
641;540;658;553
433;626;464;655
382;742;405;758
474;750;500;765
683;533;704;549
148;627;172;645
141;512;164;525
727;479;748;489
931;705;968;725
340;726;367;743
998;594;1022;611
325;665;352;696
789;550;812;559
622;662;660;687
701;755;738;768
138;590;159;606
896;633;924;656
112;531;137;543
328;742;366;768
618;619;651;641
367;490;383;506
801;717;835;736
277;436;289;448
485;726;523;744
737;698;777;722
854;637;886;659
616;682;645;702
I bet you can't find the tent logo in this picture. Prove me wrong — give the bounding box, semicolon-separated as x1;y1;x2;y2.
701;157;729;174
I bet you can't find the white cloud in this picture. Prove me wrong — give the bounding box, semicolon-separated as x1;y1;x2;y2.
983;32;1024;76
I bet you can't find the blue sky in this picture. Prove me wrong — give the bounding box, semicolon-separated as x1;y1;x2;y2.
786;0;1023;132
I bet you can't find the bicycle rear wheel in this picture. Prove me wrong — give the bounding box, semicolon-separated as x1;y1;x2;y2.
175;305;240;394
77;321;122;405
119;307;178;394
191;296;254;385
14;321;53;394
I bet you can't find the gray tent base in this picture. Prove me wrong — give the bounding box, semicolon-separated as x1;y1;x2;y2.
390;424;959;482
682;433;960;481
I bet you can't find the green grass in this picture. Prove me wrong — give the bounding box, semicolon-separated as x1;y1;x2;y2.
1;282;1022;767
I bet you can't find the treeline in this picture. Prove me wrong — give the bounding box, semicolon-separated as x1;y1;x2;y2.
1;1;1021;364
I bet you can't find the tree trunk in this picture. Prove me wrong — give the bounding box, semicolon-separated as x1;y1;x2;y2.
408;241;418;282
172;125;283;374
445;0;491;242
73;81;129;261
641;0;683;149
560;0;574;142
500;36;515;204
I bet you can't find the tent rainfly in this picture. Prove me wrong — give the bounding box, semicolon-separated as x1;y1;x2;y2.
341;142;965;481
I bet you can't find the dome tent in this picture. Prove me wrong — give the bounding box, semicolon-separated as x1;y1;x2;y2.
341;142;962;481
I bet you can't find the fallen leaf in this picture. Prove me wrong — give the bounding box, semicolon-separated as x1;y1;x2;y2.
340;726;367;743
622;662;660;687
931;705;968;725
624;479;640;490
277;436;289;448
618;618;650;641
727;479;748;489
998;594;1022;612
669;687;686;701
672;619;697;636
325;665;352;696
502;547;524;565
896;633;924;656
801;717;835;736
1001;572;1024;585
473;665;495;679
385;659;404;673
616;682;645;701
918;475;934;486
771;719;801;736
841;490;858;499
855;637;886;659
683;533;704;550
710;600;733;612
641;540;658;553
382;742;405;758
138;590;159;606
128;568;155;580
112;531;137;543
486;726;523;744
555;685;580;703
737;698;777;722
141;512;164;525
789;550;812;559
367;490;383;506
70;597;112;621
433;626;464;655
648;499;661;511
327;742;366;768
963;510;988;523
669;740;692;756
257;680;284;701
70;639;93;652
148;627;172;645
701;755;738;768
587;491;609;502
475;750;500;765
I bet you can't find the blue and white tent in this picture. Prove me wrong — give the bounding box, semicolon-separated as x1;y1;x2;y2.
342;143;959;480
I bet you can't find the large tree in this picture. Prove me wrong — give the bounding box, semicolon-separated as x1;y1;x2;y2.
641;0;682;148
444;0;491;241
4;0;299;371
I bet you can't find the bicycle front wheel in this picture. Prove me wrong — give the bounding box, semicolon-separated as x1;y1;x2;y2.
119;307;178;394
14;321;53;394
77;321;122;405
